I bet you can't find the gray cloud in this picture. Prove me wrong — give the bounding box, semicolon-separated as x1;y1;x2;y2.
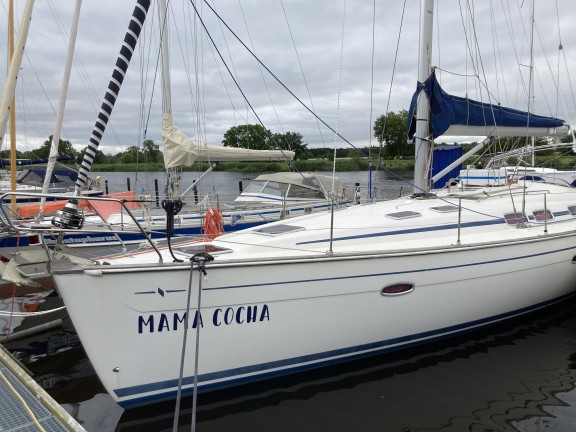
1;0;574;157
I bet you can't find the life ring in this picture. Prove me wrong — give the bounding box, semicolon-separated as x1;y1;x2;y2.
202;208;224;239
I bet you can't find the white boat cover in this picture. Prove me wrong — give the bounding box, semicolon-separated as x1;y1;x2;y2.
249;172;353;201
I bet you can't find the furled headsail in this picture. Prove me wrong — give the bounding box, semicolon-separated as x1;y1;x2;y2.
162;114;294;169
407;70;569;140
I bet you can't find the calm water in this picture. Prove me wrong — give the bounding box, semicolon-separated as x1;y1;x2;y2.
91;169;411;203
5;293;576;432
3;171;576;431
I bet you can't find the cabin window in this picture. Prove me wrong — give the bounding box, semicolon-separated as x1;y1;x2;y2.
381;283;414;296
568;205;576;215
385;211;421;220
504;212;528;225
261;182;288;197
430;205;459;213
288;184;324;199
532;210;553;221
243;181;266;194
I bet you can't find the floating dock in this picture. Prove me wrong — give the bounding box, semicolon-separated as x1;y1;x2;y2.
0;344;86;432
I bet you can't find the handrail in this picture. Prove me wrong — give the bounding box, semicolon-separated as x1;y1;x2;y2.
485;142;576;168
0;192;163;262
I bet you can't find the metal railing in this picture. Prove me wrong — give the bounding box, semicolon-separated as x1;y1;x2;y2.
0;192;163;262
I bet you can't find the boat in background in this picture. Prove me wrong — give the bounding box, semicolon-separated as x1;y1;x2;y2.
455;142;576;188
0;163;102;204
0;171;355;254
99;171;355;240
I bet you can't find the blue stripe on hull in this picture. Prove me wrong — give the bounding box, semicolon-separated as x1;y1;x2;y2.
0;221;267;249
114;291;575;408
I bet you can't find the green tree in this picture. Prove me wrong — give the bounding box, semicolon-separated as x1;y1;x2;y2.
270;131;308;160
142;139;162;163
114;145;143;164
34;136;78;160
373;110;409;158
222;124;270;150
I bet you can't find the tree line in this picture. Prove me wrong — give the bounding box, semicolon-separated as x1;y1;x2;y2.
2;110;570;167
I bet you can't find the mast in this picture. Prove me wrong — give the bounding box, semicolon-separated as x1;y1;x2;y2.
158;0;179;199
413;0;434;195
39;0;82;219
53;0;151;229
158;0;171;117
528;0;535;167
0;0;34;211
8;0;17;212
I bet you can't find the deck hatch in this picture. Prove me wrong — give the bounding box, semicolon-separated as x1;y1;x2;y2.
504;212;528;225
430;205;459;213
176;244;232;256
532;209;553;221
385;211;421;220
254;224;305;236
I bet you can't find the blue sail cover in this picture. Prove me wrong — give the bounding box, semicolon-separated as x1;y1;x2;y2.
0;155;75;169
407;71;566;140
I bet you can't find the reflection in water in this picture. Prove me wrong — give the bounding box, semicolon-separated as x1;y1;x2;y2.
4;284;576;431
1;166;575;430
0;285;53;337
107;298;576;432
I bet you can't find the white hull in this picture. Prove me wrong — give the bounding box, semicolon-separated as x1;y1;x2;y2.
52;182;576;408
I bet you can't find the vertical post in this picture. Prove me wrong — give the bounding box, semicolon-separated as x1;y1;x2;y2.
368;159;372;200
457;197;462;245
239;181;243;194
127;178;131;191
194;184;198;204
154;179;160;207
544;193;548;235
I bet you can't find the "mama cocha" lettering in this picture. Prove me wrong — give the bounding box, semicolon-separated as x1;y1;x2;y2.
138;304;270;334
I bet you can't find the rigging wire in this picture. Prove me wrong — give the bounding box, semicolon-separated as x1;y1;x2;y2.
45;0;126;153
195;0;368;158
331;0;346;185
183;0;300;165
238;1;284;134
208;0;251;124
375;0;407;173
280;0;327;148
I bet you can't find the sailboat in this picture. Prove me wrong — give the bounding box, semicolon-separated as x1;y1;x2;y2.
0;0;351;253
11;0;576;408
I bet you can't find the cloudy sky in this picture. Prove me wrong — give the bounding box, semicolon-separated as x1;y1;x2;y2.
0;0;575;157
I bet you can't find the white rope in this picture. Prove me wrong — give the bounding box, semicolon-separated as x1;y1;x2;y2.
331;0;347;195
